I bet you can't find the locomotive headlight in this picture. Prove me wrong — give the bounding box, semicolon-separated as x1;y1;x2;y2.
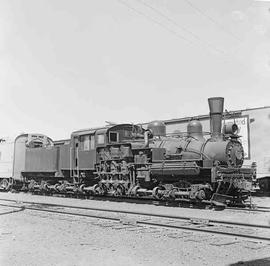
223;123;239;135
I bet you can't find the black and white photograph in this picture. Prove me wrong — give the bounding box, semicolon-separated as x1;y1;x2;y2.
0;0;270;265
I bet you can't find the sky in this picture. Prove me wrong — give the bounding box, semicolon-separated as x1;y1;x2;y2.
0;0;269;140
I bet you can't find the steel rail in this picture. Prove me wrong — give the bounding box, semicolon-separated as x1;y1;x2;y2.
0;206;25;216
248;205;270;210
226;206;270;213
0;201;269;242
0;198;269;230
5;191;270;214
0;191;217;208
3;191;270;214
62;194;270;213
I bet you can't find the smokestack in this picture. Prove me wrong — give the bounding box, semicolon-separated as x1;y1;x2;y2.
208;97;224;140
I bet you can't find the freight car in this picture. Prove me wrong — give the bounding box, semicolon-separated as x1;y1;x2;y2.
0;98;256;206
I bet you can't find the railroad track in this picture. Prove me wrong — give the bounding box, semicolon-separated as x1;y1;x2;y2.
2;191;270;213
226;206;270;213
0;198;270;243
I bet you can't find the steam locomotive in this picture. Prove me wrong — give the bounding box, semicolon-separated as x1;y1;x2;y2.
0;97;256;206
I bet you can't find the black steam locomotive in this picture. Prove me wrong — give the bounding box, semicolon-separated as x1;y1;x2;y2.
0;97;256;206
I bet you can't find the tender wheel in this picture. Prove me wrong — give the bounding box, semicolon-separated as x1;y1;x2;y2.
0;179;10;191
28;179;37;191
40;181;48;192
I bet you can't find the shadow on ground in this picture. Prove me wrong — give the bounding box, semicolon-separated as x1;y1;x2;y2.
230;257;270;266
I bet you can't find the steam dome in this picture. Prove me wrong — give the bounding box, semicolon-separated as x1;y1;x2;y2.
187;120;204;140
148;121;166;137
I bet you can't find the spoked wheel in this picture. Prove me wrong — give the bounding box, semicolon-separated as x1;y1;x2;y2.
152;186;166;199
113;187;122;197
28;179;38;191
94;184;107;195
39;181;49;193
113;185;126;197
0;179;10;191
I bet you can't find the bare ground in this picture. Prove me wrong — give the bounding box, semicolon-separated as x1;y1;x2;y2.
0;193;270;266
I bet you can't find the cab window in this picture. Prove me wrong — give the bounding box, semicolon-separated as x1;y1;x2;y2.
97;134;105;144
90;135;95;149
80;135;90;150
109;132;118;142
80;134;96;150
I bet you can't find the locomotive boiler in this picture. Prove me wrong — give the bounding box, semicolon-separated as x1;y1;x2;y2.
0;97;256;206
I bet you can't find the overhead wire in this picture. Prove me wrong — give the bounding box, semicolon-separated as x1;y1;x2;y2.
117;0;249;69
183;0;242;42
135;0;227;55
117;0;226;56
117;0;200;46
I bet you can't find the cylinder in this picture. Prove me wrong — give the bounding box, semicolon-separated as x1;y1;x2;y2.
208;97;224;139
